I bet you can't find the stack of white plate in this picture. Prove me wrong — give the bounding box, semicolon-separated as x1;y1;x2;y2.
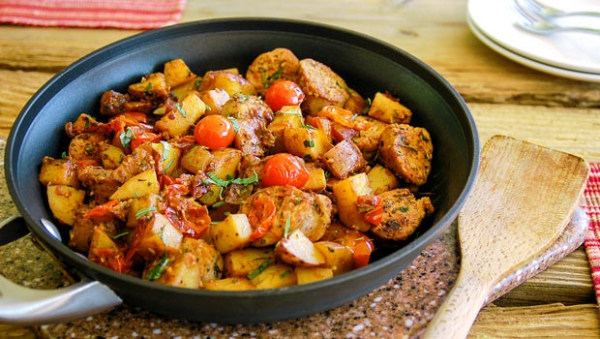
468;0;600;82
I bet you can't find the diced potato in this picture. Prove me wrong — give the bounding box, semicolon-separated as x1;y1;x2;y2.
295;267;333;285
209;214;253;254
47;185;86;226
171;76;202;101
204;277;255;291
302;163;327;192
314;241;354;276
39;156;79;188
109;169;159;201
100;144;126;170
367;164;400;195
223;247;276;278
181;145;213;174
126;193;161;227
198;184;222;206
332;173;373;232
128;73;169;99
275;229;326;267
200;71;257;97
199;88;230;115
135;213;183;260
150;141;181;176
208;148;242;180
367;92;412;124
250;263;297;289
323;139;366;179
155;93;206;138
88;226;124;270
343;87;367;115
164;58;196;88
267;106;304;153
283;126;332;162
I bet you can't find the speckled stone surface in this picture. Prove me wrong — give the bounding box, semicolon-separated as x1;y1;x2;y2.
0;140;588;339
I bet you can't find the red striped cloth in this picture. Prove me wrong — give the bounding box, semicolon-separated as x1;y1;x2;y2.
0;0;186;30
583;162;600;304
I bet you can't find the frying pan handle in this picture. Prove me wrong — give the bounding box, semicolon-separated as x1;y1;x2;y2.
0;215;123;324
0;274;122;325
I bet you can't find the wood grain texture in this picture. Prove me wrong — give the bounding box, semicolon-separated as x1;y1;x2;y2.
425;136;590;338
0;0;599;337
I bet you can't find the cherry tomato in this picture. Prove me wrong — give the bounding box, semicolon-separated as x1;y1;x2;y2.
194;115;235;151
357;195;383;226
262;153;310;188
265;80;305;112
353;238;374;268
246;195;277;241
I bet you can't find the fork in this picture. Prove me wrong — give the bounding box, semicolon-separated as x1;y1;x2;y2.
519;0;600;20
512;0;600;35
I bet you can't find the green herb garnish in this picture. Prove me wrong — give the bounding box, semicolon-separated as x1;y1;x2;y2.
146;253;169;280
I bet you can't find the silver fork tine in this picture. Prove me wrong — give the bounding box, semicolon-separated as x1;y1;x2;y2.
512;0;600;35
521;0;600;19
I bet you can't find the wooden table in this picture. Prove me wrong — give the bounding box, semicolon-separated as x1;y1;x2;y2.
1;0;599;337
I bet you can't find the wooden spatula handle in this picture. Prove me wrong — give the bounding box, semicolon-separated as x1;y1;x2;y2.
424;266;488;339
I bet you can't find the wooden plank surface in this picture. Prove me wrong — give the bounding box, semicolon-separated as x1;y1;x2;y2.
0;0;599;337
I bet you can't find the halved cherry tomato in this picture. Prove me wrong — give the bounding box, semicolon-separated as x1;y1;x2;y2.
262;153;310;188
353;238;375;268
265;80;305;112
246;195;277;241
357;195;383;226
193;115;235;151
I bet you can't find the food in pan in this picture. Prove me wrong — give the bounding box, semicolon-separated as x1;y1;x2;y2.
38;48;434;290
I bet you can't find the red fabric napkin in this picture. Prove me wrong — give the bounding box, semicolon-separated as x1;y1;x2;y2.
0;0;186;30
583;162;600;305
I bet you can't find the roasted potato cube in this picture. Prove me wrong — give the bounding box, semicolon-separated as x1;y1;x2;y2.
223;247;276;278
204;277;255;291
135;213;183;259
99;143;125;170
207;148;242;180
171;76;202;101
250;263;297;289
39;156;79;188
314;241;354;276
88;225;124;270
275;229;326;267
150;141;181;176
109;168;159;201
332;173;373;232
126;193;161;227
302;163;327;192
367;92;412;124
323;139;366;179
181;145;213;174
209;214;254;254
128;72;170;99
295;267;333;285
367;164;400;195
155;93;206;138
200;71;257;97
267;106;304;153
164;58;196;88
199;88;230;115
283;125;332;162
47;185;86;226
343;87;367;115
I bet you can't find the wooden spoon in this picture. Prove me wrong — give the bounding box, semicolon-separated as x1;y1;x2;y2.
424;135;589;339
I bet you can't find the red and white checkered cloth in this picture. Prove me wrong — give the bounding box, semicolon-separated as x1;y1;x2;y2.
0;0;186;30
583;162;600;305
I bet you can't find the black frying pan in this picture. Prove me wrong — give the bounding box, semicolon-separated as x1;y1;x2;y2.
3;18;479;324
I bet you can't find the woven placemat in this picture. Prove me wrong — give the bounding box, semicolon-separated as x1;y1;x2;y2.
582;162;600;304
0;0;186;30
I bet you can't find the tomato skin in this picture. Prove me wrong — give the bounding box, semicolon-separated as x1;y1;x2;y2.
261;153;310;188
246;195;277;241
353;238;374;268
194;115;235;151
265;80;305;112
357;195;383;226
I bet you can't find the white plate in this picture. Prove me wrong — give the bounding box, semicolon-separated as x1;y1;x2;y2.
468;0;600;74
467;14;600;83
